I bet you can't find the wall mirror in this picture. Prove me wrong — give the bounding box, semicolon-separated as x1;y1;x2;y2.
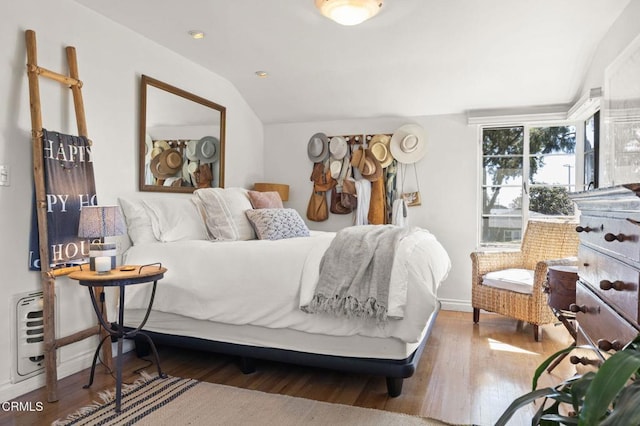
139;74;226;193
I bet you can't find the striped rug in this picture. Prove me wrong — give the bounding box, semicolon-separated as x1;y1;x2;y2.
52;373;198;425
53;373;462;426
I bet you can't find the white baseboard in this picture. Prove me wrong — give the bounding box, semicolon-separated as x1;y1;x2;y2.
439;298;472;312
0;341;134;403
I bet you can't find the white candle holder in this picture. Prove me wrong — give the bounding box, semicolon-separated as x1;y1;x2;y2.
94;256;111;274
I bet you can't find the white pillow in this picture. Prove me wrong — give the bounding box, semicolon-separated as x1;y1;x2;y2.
118;198;157;245
194;187;256;241
482;268;535;294
142;197;209;242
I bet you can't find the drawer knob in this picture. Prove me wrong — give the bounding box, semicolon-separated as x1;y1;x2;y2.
569;355;601;367
569;303;586;313
576;225;593;233
604;232;627;242
600;280;626;291
597;339;624;352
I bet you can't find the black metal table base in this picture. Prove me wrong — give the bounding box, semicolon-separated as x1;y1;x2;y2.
84;279;164;412
83;329;165;390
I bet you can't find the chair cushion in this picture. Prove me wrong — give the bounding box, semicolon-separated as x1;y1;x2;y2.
482;268;535;294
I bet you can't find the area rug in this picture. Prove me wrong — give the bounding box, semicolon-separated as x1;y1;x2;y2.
53;373;460;426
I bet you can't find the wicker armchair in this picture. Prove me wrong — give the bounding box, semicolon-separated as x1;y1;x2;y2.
471;220;579;341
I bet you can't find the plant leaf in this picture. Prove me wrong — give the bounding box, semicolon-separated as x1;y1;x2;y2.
494;388;559;426
580;349;640;425
600;381;640;425
540;413;579;424
532;346;576;390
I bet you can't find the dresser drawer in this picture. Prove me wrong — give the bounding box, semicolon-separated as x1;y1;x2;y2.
577;216;640;262
575;282;639;349
579;245;640;324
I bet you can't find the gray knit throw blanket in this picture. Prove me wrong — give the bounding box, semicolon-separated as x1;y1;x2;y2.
302;225;413;322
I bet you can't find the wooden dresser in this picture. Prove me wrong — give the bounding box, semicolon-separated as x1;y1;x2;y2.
569;184;640;361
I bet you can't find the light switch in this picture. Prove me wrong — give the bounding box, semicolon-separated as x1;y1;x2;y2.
0;165;10;187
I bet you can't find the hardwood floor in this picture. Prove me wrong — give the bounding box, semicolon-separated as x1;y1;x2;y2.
0;311;575;426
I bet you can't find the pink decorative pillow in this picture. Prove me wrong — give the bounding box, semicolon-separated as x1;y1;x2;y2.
247;190;283;209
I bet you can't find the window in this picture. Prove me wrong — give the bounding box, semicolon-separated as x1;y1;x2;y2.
481;124;577;246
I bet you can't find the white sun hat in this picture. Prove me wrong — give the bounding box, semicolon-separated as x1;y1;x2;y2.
329;136;348;160
390;124;427;164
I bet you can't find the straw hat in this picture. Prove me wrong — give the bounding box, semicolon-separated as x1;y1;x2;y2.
150;148;183;178
195;136;220;164
390;124;427;164
368;134;393;168
307;133;330;162
350;146;382;181
154;140;170;150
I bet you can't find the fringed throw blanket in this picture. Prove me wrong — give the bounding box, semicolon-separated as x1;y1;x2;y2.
302;225;413;322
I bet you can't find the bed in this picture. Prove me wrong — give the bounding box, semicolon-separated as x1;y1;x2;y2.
118;188;451;396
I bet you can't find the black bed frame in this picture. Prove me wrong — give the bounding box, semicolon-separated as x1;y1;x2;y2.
129;301;441;397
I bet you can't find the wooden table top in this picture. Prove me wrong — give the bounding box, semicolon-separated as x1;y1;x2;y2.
68;265;166;286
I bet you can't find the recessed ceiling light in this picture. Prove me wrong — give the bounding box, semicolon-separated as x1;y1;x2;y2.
255;71;269;78
188;30;205;40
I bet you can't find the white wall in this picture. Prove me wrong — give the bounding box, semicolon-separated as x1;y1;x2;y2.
0;0;263;400
264;114;477;311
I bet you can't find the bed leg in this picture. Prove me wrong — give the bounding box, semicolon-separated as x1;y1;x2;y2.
133;335;151;358
239;357;256;374
386;377;403;397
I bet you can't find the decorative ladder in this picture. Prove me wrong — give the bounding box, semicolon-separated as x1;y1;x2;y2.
24;29;112;402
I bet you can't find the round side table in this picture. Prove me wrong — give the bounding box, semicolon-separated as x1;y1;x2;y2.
69;264;166;412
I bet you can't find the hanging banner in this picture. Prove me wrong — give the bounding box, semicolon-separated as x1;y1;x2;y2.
28;129;97;271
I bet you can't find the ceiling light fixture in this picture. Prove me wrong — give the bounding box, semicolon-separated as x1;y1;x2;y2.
255;71;269;78
188;30;205;40
315;0;383;26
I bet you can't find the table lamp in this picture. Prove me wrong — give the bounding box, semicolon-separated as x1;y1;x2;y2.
78;205;126;273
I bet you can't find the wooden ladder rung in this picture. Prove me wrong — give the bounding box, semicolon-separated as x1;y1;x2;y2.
55;326;101;348
48;265;85;278
26;64;81;87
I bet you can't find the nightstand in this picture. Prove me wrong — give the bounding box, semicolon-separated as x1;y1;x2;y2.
544;265;578;373
69;263;167;412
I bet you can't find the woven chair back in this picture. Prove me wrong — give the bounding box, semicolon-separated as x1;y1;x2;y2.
521;220;579;270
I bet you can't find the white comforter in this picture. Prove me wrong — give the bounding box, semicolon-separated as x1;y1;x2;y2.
123;229;450;343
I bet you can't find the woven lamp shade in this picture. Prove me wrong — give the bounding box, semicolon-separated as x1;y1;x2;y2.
77;205;126;273
253;183;290;202
78;205;126;238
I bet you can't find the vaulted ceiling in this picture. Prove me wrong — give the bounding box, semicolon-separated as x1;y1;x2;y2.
74;0;630;124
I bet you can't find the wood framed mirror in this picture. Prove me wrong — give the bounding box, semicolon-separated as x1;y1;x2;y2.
139;75;226;193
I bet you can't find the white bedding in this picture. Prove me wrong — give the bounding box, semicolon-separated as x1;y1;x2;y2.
123;229;450;344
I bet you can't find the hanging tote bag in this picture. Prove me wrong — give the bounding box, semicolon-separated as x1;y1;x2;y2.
307;191;329;221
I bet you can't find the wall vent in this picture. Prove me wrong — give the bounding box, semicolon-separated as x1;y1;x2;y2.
11;291;46;383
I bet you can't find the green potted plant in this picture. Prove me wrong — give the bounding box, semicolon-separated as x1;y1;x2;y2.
496;336;640;425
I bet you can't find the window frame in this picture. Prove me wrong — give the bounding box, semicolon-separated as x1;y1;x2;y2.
477;119;585;248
